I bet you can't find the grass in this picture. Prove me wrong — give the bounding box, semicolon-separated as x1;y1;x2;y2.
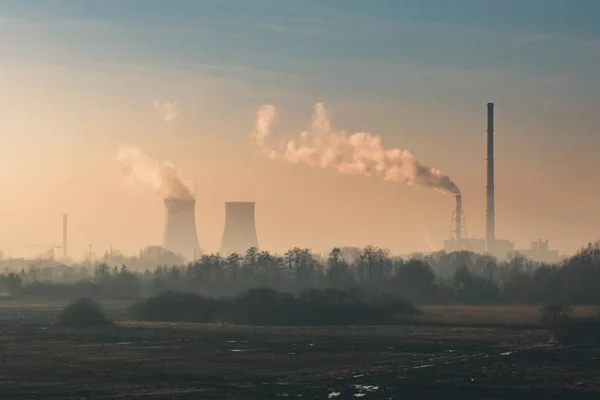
1;300;600;398
408;305;600;328
1;308;599;399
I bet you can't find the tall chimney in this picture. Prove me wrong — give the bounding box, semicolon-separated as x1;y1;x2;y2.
486;103;495;248
219;202;259;256
62;214;68;259
455;194;463;244
163;199;200;261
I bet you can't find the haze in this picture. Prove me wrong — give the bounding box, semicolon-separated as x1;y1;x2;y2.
1;0;600;259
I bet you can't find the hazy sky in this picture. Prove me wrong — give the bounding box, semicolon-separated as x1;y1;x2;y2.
1;0;599;259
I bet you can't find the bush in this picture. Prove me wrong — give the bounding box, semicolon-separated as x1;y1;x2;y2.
129;291;221;323
224;288;304;325
56;298;112;328
369;293;424;316
129;288;421;326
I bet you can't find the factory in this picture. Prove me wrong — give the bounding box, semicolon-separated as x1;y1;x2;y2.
444;103;560;263
0;102;561;264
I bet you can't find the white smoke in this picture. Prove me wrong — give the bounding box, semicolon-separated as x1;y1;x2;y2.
252;104;276;147
153;99;181;123
251;102;460;195
117;145;195;200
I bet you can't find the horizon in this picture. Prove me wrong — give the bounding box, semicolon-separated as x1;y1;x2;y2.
2;0;600;259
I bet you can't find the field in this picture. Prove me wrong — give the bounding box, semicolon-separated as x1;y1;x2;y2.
1;300;600;399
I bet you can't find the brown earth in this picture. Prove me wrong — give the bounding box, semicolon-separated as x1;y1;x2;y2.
0;300;599;399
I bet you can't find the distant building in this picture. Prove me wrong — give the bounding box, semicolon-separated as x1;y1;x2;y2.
487;239;515;260
516;240;560;263
443;238;486;254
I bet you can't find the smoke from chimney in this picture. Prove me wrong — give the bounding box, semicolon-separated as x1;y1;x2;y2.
251;103;460;195
117;145;195;200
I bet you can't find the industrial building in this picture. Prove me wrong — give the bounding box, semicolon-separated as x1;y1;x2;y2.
219;202;260;256
444;102;519;260
162;198;201;261
515;240;560;263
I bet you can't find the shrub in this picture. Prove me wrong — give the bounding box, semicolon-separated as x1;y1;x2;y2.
129;288;422;326
129;291;221;323
224;288;301;326
369;293;424;316
56;298;112;328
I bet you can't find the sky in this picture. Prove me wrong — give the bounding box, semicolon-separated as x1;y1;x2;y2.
1;0;599;259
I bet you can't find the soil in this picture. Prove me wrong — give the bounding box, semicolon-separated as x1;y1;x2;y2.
1;302;599;399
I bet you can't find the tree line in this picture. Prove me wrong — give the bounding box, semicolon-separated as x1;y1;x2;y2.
2;241;600;305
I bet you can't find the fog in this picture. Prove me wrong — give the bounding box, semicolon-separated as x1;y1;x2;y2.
3;241;600;307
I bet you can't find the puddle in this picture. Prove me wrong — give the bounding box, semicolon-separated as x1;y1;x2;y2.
230;349;247;352
354;394;366;398
328;392;341;398
286;352;296;355
354;385;379;392
413;364;434;369
501;351;515;356
353;374;365;378
117;342;132;345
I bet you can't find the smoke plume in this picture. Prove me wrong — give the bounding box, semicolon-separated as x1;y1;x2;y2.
251;102;460;194
117;145;195;200
153;100;181;123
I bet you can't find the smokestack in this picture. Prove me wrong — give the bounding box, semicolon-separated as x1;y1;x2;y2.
163;199;200;261
455;194;463;243
219;202;259;256
486;103;495;247
62;214;68;259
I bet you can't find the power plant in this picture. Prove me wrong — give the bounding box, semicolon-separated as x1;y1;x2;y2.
219;202;259;256
163;198;200;261
444;102;559;262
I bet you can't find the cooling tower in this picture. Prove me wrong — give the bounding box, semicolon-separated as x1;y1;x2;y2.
163;198;200;261
486;103;496;247
219;202;259;256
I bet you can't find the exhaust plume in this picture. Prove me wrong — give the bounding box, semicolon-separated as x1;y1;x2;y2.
117;145;195;200
153;99;181;123
251;102;460;194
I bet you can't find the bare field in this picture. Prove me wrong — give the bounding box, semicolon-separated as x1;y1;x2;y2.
1;301;600;399
415;305;600;328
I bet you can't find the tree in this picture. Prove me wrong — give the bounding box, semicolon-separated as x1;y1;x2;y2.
392;259;437;303
225;253;242;281
5;273;22;296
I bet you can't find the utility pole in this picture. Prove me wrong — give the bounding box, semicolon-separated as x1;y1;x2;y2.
87;244;93;262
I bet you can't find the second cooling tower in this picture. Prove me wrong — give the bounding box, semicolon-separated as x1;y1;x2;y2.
219;202;259;256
